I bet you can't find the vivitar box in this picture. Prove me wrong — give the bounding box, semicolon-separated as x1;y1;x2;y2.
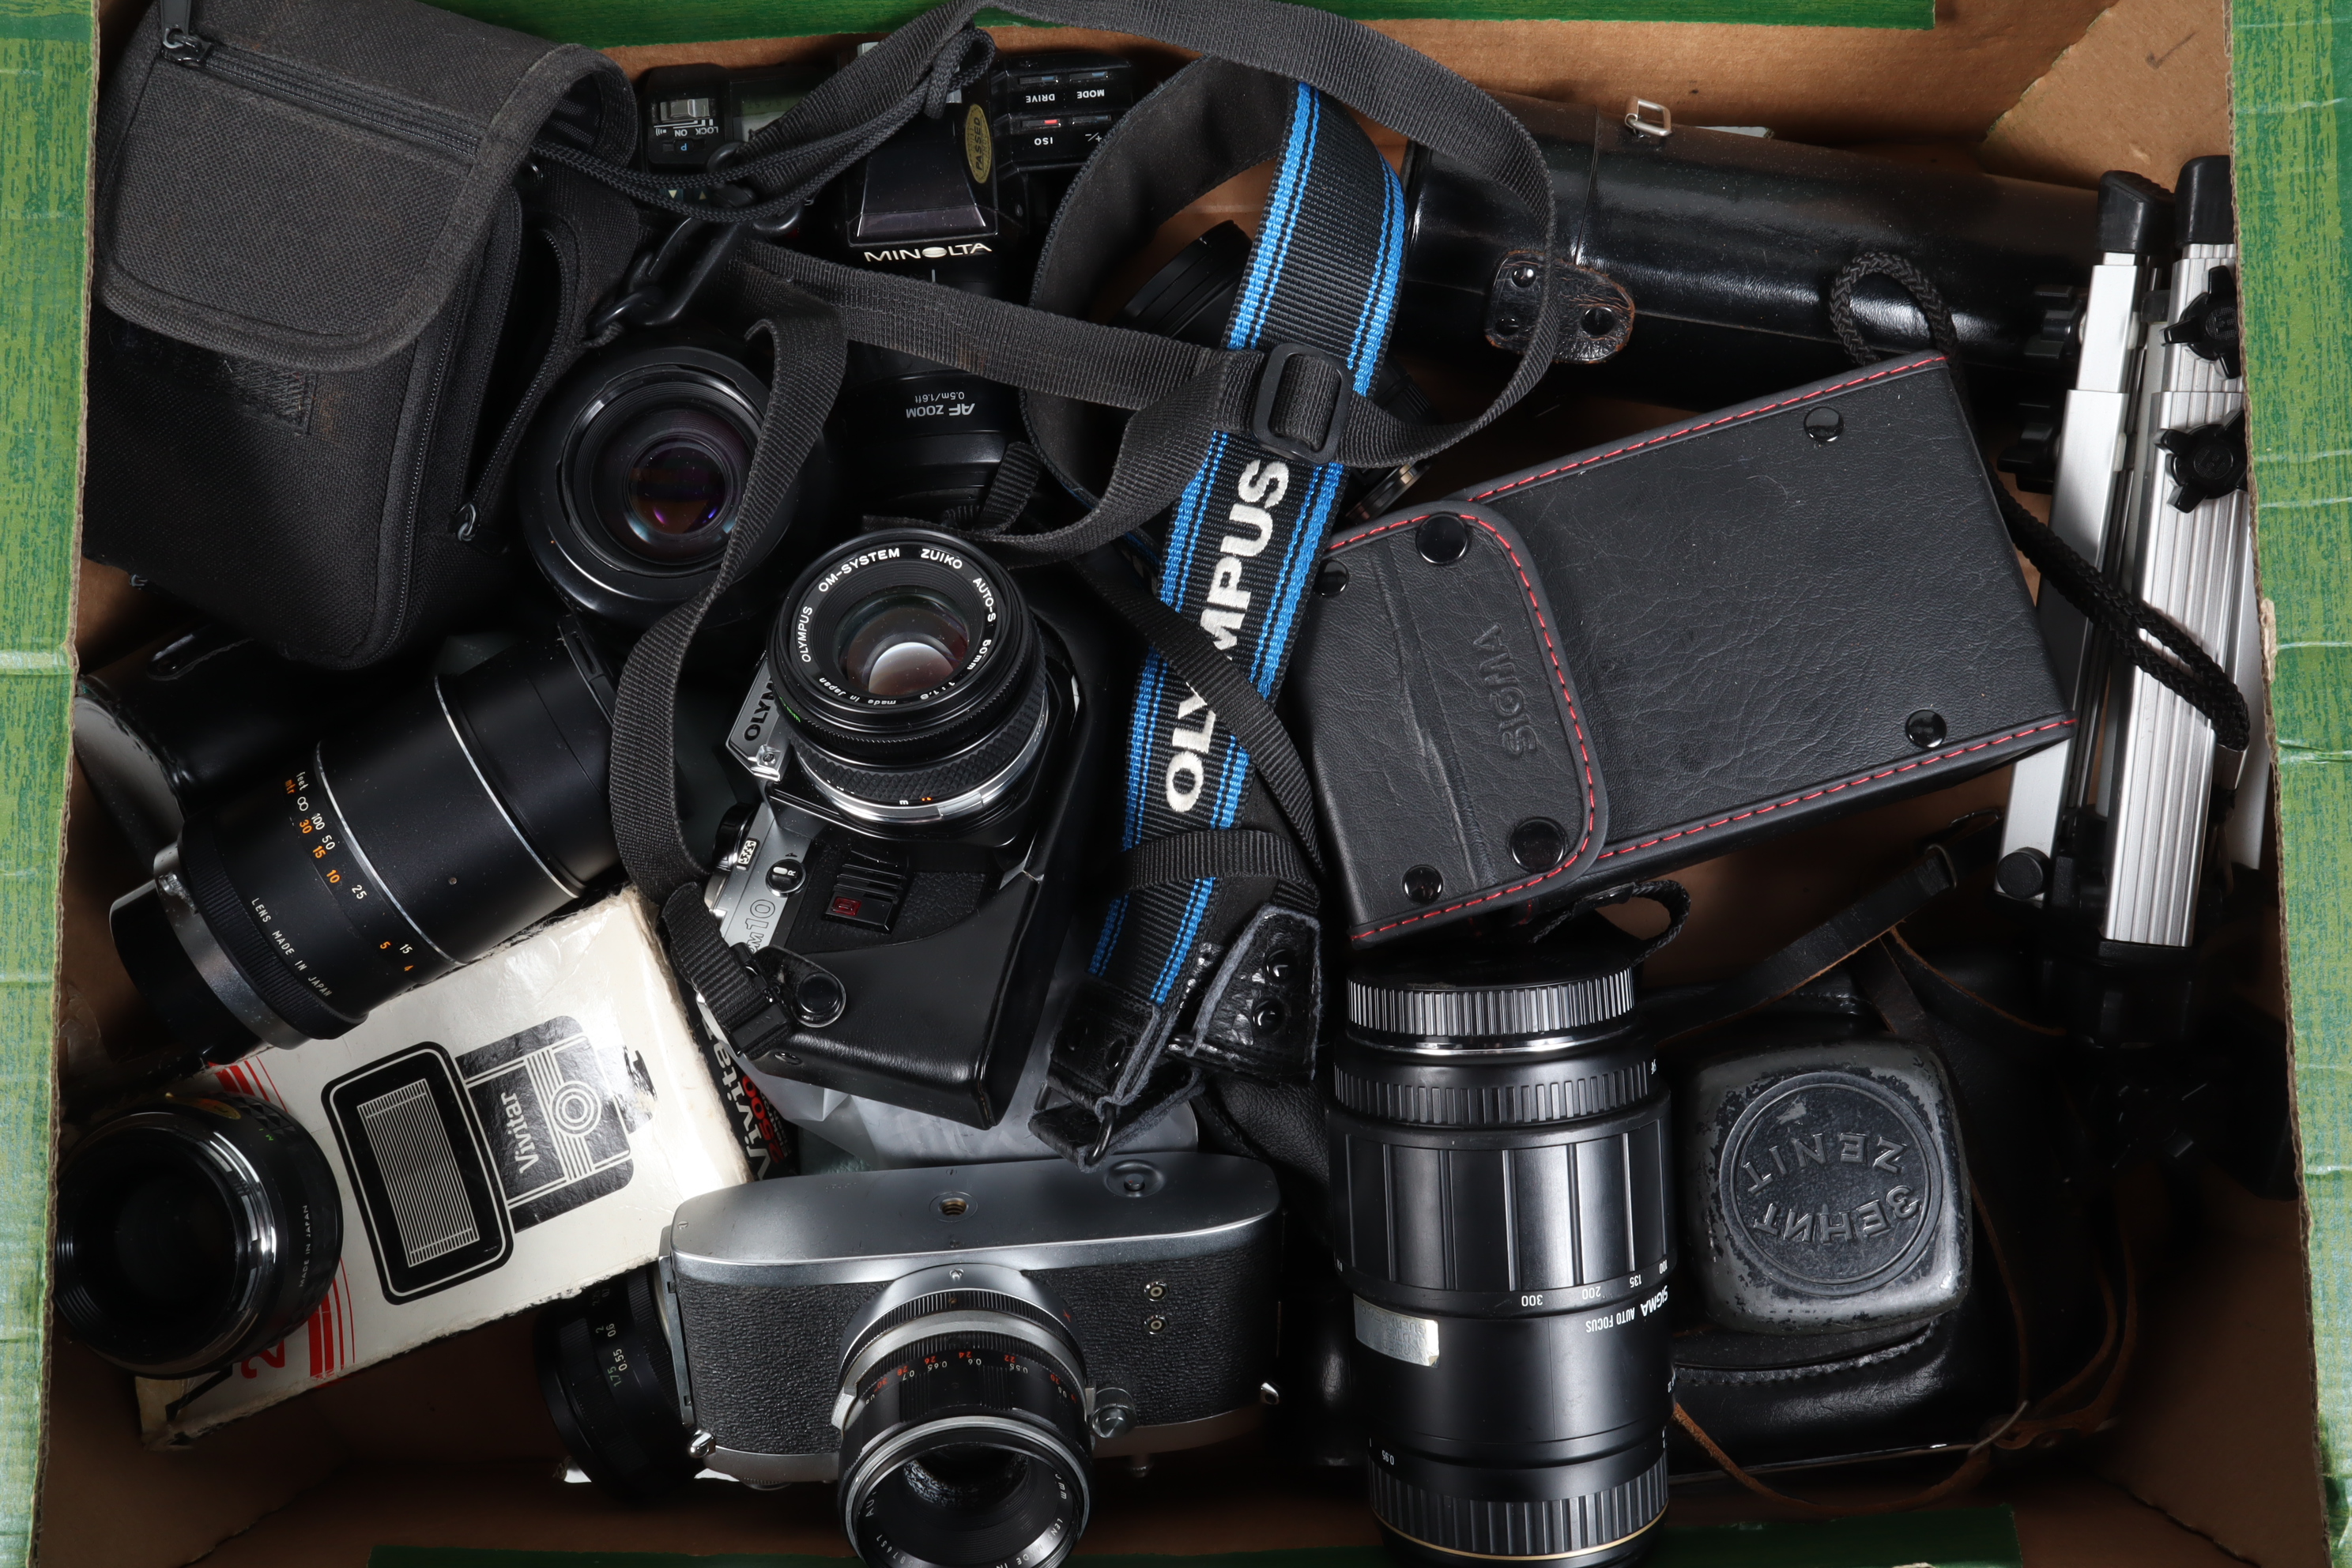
133;895;750;1443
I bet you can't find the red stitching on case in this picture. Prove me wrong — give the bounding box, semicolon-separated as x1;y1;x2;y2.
1328;352;2000;943
1462;355;1948;502
1584;718;2075;861
1344;716;2075;942
1322;509;1601;933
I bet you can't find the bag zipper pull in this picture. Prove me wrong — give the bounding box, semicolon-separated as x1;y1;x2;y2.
159;0;210;64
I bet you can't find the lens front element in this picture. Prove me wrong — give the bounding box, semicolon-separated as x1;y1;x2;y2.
839;591;973;697
597;407;749;562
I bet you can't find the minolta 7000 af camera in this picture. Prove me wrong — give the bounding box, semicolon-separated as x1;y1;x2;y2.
539;1155;1280;1564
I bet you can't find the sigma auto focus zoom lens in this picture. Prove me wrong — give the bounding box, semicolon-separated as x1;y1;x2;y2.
770;530;1049;827
53;1093;341;1378
108;635;618;1064
1330;925;1673;1568
835;1265;1092;1568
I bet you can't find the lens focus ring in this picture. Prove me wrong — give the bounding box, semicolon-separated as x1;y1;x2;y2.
1332;1050;1655;1129
1370;1451;1668;1562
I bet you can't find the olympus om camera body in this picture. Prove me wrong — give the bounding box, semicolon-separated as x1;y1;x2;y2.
661;1155;1280;1564
705;530;1120;1128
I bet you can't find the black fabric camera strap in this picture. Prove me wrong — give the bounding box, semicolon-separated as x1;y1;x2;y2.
608;292;846;1031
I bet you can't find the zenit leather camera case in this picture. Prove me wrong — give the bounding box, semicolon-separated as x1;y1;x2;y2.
1292;356;2071;945
82;0;640;669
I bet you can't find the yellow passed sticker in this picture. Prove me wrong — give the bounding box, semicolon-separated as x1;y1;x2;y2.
964;101;993;186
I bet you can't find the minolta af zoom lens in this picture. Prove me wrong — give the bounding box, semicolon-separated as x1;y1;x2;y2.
769;530;1048;827
1330;925;1674;1567
520;335;818;628
108;634;618;1063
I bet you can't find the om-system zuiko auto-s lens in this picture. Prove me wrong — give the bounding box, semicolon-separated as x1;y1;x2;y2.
1331;922;1674;1567
768;530;1049;828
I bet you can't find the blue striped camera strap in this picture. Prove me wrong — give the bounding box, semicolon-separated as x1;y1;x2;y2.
1035;81;1404;1161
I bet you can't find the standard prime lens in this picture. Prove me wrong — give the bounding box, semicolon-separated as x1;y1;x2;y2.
835;1265;1091;1568
108;635;618;1062
537;1266;699;1503
769;531;1049;827
54;1093;341;1378
1331;924;1673;1568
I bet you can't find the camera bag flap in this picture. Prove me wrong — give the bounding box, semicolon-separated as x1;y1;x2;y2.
83;0;639;669
93;0;631;371
1294;355;2071;944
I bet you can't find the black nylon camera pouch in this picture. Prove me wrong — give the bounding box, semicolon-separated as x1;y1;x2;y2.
1293;355;2073;946
83;0;638;669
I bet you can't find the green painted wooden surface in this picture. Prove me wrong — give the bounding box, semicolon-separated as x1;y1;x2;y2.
0;0;87;1561
368;1509;2024;1568
432;0;1929;50
2237;1;2352;1563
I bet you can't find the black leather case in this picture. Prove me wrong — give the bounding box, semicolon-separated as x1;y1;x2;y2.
1292;356;2070;946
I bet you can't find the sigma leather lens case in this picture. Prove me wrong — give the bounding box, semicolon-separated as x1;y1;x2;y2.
1291;354;2071;945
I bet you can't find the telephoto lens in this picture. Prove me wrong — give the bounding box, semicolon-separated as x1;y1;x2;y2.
536;1267;700;1503
518;334;815;628
108;631;619;1064
768;530;1049;829
1330;918;1673;1567
53;1092;341;1378
74;624;409;862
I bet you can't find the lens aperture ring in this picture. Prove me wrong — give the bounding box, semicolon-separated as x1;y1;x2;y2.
793;669;1049;821
1370;1449;1668;1563
846;1288;1077;1374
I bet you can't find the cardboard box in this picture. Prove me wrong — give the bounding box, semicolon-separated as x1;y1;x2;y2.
6;1;2342;1566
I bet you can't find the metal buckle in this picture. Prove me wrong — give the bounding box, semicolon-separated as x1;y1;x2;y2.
1624;97;1672;138
1251;342;1351;466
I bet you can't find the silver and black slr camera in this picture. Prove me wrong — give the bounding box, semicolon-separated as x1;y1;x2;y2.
539;1155;1280;1566
704;530;1118;1129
